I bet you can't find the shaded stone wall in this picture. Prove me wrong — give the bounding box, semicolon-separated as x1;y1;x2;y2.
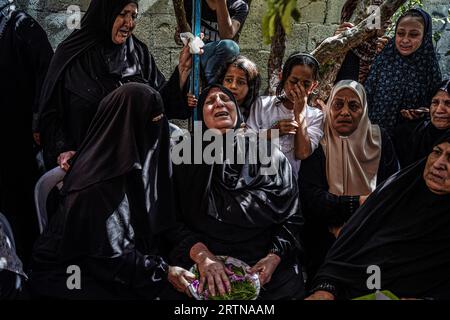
18;0;449;82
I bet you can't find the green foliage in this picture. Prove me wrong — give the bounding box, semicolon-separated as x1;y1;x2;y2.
385;0;449;48
385;0;424;37
262;0;300;44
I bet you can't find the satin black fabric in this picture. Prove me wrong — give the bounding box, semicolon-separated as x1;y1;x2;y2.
0;9;53;266
171;85;305;299
31;83;177;299
397;120;450;168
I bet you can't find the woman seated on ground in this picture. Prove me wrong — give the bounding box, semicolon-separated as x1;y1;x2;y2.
37;0;193;170
365;8;442;146
299;80;399;284
187;55;261;121
397;79;450;168
30;83;195;299
306;132;450;300
170;85;305;300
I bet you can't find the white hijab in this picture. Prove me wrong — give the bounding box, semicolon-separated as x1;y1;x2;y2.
320;80;382;196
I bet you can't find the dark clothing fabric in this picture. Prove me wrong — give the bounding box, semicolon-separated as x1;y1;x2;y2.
365;8;442;132
337;0;383;84
0;212;26;300
397;120;450;168
184;0;249;42
170;85;305;300
311;134;450;299
30;83;182;300
38;0;188;169
0;9;53;266
335;50;360;83
298;129;399;282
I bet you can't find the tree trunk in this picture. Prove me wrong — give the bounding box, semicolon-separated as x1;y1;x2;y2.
311;0;407;101
266;15;286;95
173;0;191;33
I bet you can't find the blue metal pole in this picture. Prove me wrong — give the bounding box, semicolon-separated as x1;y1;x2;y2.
190;0;201;123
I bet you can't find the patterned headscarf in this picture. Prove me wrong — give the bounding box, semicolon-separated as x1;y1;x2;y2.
365;8;442;131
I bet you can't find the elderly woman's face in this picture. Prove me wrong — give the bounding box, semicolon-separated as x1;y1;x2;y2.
330;88;363;136
112;3;138;45
430;90;450;130
203;88;237;133
423;142;450;195
395;16;424;56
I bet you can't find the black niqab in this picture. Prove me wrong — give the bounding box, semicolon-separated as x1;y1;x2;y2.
58;83;175;260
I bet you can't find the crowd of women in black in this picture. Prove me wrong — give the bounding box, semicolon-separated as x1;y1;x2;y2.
0;0;449;300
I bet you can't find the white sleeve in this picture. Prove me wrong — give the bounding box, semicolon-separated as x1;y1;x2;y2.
306;108;324;152
245;97;264;132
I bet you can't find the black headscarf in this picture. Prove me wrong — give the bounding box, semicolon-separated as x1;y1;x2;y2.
37;0;154;126
398;79;450;167
365;8;442;130
173;84;299;232
313;132;450;299
57;83;175;260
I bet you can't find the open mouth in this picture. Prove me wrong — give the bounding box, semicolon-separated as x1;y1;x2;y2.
214;111;230;118
119;29;129;37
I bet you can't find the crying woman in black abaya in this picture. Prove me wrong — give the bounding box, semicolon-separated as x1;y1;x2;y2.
37;0;196;171
30;83;196;299
170;85;305;300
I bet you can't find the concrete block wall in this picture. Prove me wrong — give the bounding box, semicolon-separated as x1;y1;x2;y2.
18;0;449;83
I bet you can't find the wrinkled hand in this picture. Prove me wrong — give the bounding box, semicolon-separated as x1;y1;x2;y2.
187;93;198;108
334;22;354;36
168;266;196;297
291;83;308;116
57;151;76;171
273;119;299;136
193;249;232;297
248;253;280;286
305;290;335;300
400;108;427;121
178;44;193;75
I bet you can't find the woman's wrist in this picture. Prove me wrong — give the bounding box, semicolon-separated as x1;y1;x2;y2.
266;252;281;264
189;242;212;263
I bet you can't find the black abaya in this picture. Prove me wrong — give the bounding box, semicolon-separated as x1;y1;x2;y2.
0;8;53;266
311;134;450;299
37;0;189;168
170;85;305;300
30;83;186;299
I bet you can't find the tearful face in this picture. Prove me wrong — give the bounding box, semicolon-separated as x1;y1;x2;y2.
202;88;238;133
